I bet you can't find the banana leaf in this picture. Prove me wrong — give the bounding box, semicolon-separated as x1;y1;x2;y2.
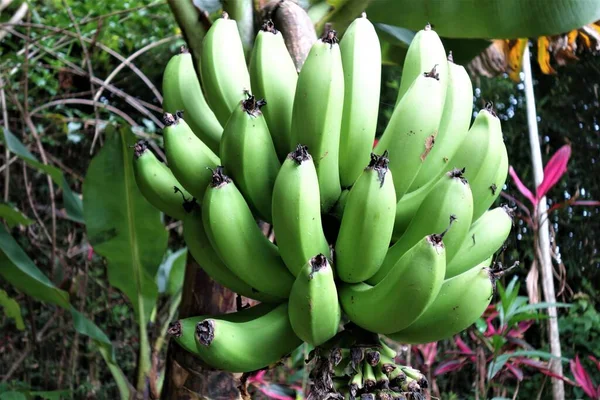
367;0;600;39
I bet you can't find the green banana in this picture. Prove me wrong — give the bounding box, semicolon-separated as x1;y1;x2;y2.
335;152;396;283
163;112;220;202
473;133;509;221
249;20;298;161
387;259;494;344
200;12;252;126
193;303;303;372
446;206;513;278
271;145;330;276
339;234;446;334
368;168;473;285
400;366;428;389
220;92;280;222
349;364;364;397
408;54;474;192
456;105;505;221
374;66;445;201
374;363;390;389
445;105;502;221
202;167;294;299
288;254;341;346
378;339;398;359
331;188;350;220
183;206;280;303
339;13;381;188
395;23;448;105
362;361;376;391
162;48;222;154
132;140;191;220
290;29;344;212
167;302;276;356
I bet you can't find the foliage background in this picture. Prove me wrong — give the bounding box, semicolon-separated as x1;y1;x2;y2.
0;1;599;399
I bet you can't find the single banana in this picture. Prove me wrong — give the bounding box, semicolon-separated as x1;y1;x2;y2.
374;362;390;389
163;112;220;202
162;48;222;154
457;106;505;221
249;20;298;161
183;206;280;303
200;12;252;126
387;259;494;344
362;361;377;391
271;145;330;276
446;206;513;278
339;234;446;334
202;167;294;299
193;303;303;372
473;134;509;221
368;168;473;285
132;140;192;220
167;302;276;356
220;92;280;222
374;65;445;201
339;13;381;188
408;54;473;192
395;23;448;105
445;105;503;222
288;254;341;346
335;152;396;283
290;29;344;212
349;364;364;397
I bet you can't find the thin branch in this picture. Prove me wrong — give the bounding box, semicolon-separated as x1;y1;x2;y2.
0;156;18;173
0;1;27;41
13;17;57;271
94;35;176;105
1;77;9;201
29;99;165;161
62;0;103;154
4;26;164;129
1;21;168;108
22;162;52;243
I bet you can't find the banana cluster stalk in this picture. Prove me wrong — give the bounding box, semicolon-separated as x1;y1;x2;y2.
134;11;515;381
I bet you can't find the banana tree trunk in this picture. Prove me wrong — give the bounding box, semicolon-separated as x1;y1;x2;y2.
522;43;565;400
161;256;243;399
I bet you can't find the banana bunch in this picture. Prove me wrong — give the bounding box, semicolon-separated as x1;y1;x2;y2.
133;11;515;380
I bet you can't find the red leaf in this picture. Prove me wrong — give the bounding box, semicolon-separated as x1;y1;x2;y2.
505;363;524;381
536;144;571;200
570;356;599;399
454;336;474;355
572;200;600;206
509;166;537;206
434;360;465;375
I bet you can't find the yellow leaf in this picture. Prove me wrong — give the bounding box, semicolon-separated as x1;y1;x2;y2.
579;32;592;48
567;30;578;46
507;39;527;82
537;36;556;75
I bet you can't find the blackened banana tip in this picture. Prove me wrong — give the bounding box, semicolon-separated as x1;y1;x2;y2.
209;166;231;188
195;319;215;346
167;321;182;337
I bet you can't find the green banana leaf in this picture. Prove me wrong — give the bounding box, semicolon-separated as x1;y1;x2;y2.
0;204;33;229
1;128;84;223
0;289;24;330
0;225;131;398
82;125;168;388
367;0;600;39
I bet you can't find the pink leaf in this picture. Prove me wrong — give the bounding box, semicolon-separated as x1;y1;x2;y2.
570;356;598;399
572;200;600;206
247;370;267;384
257;385;294;400
454;336;474;355
509;166;537;206
505;363;524;381
434;360;465;376
589;355;600;372
536;144;571;200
